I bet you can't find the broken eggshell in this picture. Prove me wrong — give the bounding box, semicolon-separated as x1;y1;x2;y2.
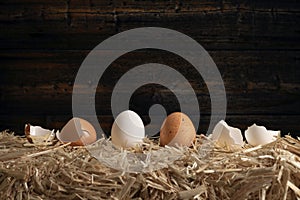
56;118;97;146
245;124;280;146
210;120;244;147
25;124;56;144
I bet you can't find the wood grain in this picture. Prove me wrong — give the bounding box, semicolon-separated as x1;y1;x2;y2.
0;0;299;136
0;1;299;50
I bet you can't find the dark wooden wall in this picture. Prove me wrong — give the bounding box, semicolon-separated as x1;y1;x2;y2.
0;0;299;136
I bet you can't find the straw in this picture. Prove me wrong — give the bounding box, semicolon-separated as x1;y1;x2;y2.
0;130;299;199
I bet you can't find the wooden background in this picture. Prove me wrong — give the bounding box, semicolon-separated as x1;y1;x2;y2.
0;0;299;137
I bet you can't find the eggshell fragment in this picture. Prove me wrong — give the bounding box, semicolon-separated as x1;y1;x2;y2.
25;124;55;144
245;124;280;146
160;112;196;147
57;118;97;146
111;110;145;148
210;120;244;147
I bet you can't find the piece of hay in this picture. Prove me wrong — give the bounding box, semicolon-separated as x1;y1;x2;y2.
0;130;299;200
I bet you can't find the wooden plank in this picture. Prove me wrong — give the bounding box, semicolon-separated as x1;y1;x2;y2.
0;50;299;85
0;0;299;137
0;8;299;50
0;83;299;115
0;49;299;115
1;0;299;18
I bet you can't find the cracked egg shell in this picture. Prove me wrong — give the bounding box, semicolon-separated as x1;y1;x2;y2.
57;118;97;146
25;124;55;144
211;120;244;147
245;124;280;146
160;112;196;147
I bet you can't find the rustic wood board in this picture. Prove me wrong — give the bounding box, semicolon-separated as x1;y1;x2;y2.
0;0;299;135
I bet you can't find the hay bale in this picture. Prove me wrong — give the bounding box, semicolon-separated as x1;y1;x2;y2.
0;130;299;200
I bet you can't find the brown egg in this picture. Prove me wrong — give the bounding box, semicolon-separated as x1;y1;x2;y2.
57;118;97;146
160;112;196;147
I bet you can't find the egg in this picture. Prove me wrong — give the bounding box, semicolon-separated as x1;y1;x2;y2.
210;120;244;147
111;110;145;148
24;124;56;144
245;124;280;146
56;117;97;146
160;112;196;147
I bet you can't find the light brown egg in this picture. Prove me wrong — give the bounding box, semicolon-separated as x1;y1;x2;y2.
160;112;196;147
57;118;97;146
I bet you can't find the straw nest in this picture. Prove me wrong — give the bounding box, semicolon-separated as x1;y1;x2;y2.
0;130;299;200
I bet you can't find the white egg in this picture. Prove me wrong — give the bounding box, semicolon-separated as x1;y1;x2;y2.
111;110;145;148
245;124;280;146
210;120;244;147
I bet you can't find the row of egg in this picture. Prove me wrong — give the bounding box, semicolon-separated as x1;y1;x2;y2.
111;110;280;148
25;110;196;147
111;110;196;148
25;110;279;148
